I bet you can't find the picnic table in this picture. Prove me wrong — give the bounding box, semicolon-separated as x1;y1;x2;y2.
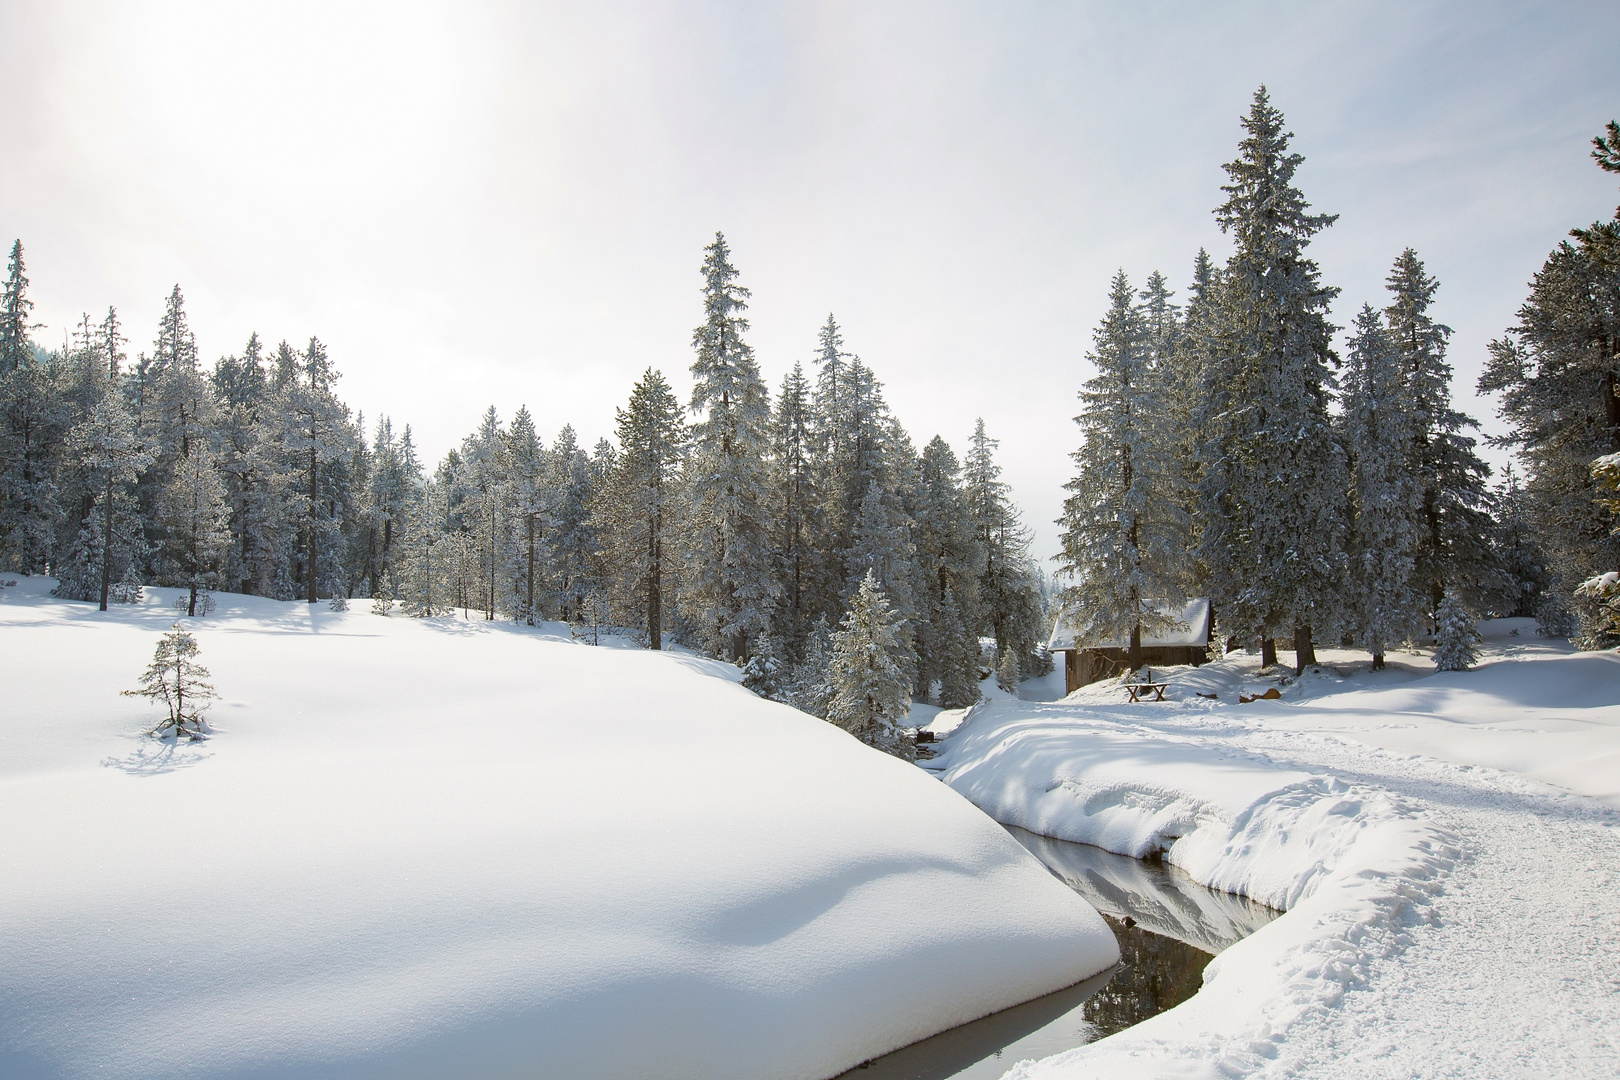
1124;680;1168;702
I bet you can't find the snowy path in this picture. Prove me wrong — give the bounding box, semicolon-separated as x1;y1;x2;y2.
1226;726;1620;1078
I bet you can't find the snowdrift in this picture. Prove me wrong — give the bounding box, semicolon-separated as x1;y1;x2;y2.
0;579;1117;1080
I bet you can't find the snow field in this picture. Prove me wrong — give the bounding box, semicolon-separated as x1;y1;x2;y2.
929;632;1620;1078
0;579;1118;1080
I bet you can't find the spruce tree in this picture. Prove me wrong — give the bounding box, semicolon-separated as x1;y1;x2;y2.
60;394;151;609
547;425;598;621
1487;463;1550;618
770;361;817;647
1433;595;1482;672
915;435;983;703
826;569;913;760
503;406;548;625
965;418;1048;675
275;337;352;603
599;368;686;648
1385;250;1498;620
156;444;231;616
1199;87;1347;673
0;240;36;376
1057;270;1188;671
1341;304;1423;668
1479;123;1620;644
682;233;778;659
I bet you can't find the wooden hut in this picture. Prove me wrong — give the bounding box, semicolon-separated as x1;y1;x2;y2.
1047;598;1212;694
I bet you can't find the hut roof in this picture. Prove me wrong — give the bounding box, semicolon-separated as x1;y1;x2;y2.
1046;597;1211;652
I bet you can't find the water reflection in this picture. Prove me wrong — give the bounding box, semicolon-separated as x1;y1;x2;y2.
1005;826;1280;954
831;830;1280;1080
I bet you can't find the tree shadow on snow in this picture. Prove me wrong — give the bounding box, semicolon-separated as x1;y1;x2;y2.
101;734;215;776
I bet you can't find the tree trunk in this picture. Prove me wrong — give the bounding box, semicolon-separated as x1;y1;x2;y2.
1371;649;1386;671
1293;623;1316;676
188;583;197;618
525;514;536;626
306;443;318;604
98;472;114;611
1127;621;1143;673
1260;636;1277;669
648;520;662;651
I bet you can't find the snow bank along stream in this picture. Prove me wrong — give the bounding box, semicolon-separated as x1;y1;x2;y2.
0;580;1120;1080
832;828;1281;1079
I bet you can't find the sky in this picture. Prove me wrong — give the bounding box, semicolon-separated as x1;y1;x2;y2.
3;0;1618;565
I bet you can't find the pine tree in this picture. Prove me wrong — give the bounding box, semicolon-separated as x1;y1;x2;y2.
599;368;686;648
275;337;352;603
59;394;152;609
682;233;779;659
826;570;913;760
915;435;983;703
1433;595;1481;672
1385;249;1498;620
0;240;37;376
503;406;548;625
965;418;1048;675
155;444;232;616
1057;270;1189;671
770;361;817;647
1341;304;1424;669
1487;463;1550;618
123;624;218;740
547;424;598;621
1199;87;1348;674
1479;123;1620;646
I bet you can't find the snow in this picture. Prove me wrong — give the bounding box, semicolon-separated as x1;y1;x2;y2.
0;577;1118;1080
925;627;1620;1078
1046;598;1211;651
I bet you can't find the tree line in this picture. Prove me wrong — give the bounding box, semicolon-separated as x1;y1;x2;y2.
0;233;1051;728
1056;87;1604;674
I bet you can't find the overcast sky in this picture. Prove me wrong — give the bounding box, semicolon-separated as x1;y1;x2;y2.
3;0;1617;564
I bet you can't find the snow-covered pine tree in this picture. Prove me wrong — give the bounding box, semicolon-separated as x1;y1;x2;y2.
0;240;37;376
770;360;818;649
502;406;548;625
1385;249;1499;621
1340;304;1424;669
1479;124;1620;646
399;479;448;617
547;424;598;622
275;337;352;604
123;623;218;740
1486;464;1550;618
787;616;835;719
453;407;507;619
915;435;984;704
0;243;65;574
599;368;686;648
155;440;232;617
826;569;913;760
996;647;1020;694
843;476;921;690
1057;270;1189;672
681;233;779;659
1433;595;1481;672
739;631;789;701
965;418;1049;676
1199;87;1348;674
212;334;295;598
56;393;152;608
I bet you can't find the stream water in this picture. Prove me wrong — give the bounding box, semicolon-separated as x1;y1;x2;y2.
832;827;1281;1080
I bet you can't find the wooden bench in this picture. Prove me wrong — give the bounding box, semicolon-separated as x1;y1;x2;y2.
1125;681;1167;703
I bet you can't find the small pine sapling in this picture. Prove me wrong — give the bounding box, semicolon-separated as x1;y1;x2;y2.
1433;596;1482;672
371;587;393;617
328;594;349;612
110;564;144;604
172;590;215;616
123;624;218;740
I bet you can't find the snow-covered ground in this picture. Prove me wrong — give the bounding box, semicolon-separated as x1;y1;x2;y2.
0;578;1119;1080
927;622;1620;1078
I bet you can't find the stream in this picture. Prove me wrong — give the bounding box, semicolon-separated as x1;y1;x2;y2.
832;827;1281;1080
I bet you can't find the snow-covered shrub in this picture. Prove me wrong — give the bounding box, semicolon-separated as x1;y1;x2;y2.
109;565;143;604
328;595;349;612
1433;596;1481;671
371;591;393;617
1536;591;1576;638
740;633;789;701
173;591;215;616
122;623;217;741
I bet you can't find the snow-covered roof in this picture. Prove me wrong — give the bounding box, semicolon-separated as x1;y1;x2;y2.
1046;597;1211;652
